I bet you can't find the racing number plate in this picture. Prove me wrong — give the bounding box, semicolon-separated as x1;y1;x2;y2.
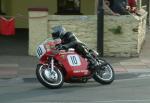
67;54;81;66
36;44;46;59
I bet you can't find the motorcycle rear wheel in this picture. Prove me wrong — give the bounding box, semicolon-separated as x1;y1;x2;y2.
36;64;64;89
93;61;114;85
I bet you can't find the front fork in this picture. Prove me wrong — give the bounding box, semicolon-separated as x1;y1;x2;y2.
44;57;58;81
51;57;54;71
47;57;54;72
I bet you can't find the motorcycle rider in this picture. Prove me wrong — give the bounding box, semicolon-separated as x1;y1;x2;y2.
51;25;99;70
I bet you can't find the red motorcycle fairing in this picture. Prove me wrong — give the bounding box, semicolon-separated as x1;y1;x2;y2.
38;51;53;64
55;50;91;81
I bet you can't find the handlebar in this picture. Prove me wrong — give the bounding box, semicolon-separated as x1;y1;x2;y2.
55;44;67;50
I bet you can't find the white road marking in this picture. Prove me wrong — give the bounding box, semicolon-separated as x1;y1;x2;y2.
94;99;150;103
116;75;150;82
138;74;150;78
29;99;150;103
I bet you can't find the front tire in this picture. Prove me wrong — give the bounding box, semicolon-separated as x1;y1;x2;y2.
93;62;114;85
36;64;64;89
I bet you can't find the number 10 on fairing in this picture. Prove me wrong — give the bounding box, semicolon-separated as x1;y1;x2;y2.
67;55;81;66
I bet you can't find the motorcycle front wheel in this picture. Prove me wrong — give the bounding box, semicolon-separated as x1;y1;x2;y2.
36;64;64;89
93;61;114;85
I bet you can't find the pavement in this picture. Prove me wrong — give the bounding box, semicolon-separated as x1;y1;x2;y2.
0;28;150;79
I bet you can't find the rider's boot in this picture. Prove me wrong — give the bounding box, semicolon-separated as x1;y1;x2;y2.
86;54;98;70
86;54;108;71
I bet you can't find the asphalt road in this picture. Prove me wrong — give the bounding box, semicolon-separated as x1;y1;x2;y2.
0;74;150;103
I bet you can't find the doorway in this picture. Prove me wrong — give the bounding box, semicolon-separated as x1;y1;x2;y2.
0;29;29;56
57;0;81;15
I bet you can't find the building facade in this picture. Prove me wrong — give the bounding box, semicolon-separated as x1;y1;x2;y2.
0;0;148;28
0;0;97;28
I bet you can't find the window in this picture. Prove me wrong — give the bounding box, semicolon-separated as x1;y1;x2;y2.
57;0;81;15
0;0;6;15
0;0;2;14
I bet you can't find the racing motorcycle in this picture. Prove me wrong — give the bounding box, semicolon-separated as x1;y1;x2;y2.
36;38;115;89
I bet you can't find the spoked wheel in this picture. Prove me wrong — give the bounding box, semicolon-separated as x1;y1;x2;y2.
93;62;114;84
36;64;64;89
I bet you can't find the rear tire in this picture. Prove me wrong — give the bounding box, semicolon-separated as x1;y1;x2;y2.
93;62;114;85
36;64;64;89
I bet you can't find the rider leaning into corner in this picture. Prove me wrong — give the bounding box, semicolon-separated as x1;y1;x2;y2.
50;25;103;71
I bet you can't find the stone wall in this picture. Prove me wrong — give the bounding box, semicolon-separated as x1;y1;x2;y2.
104;15;138;57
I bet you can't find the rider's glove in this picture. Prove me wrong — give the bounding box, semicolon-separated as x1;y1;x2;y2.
61;45;68;50
55;44;62;49
55;44;67;50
